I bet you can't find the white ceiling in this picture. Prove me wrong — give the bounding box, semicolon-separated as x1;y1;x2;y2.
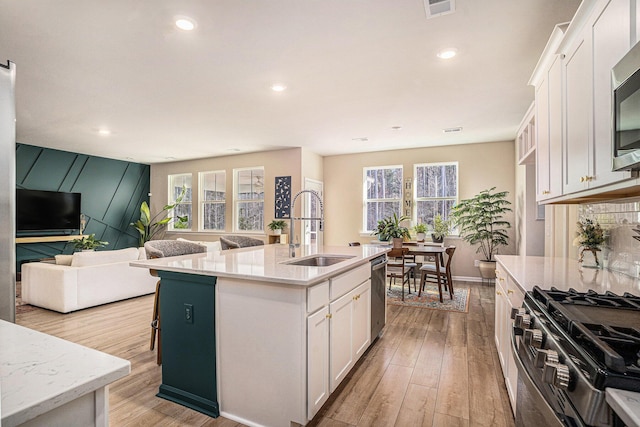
0;0;581;164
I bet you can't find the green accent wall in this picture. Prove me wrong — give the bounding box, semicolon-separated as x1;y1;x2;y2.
16;143;150;271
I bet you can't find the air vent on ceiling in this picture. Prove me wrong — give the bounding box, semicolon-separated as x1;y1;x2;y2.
424;0;455;19
443;126;463;133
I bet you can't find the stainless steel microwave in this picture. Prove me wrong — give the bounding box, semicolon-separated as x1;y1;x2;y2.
613;41;640;171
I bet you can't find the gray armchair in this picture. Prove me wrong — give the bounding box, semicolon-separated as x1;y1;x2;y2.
219;235;265;250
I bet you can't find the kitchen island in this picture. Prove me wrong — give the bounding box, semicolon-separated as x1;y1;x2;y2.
131;244;389;427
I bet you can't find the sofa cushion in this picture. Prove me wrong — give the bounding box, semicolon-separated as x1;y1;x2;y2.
55;254;74;265
71;247;140;267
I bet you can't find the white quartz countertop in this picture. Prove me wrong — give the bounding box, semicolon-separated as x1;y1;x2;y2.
131;244;389;287
606;388;640;427
495;255;640;296
0;320;130;427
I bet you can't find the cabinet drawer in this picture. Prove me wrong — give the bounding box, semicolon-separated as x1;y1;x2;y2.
330;263;369;300
308;280;329;313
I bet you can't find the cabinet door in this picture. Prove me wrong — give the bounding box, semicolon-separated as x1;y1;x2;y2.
591;0;632;186
548;55;564;199
352;280;371;360
307;306;330;419
329;291;354;392
564;31;592;195
535;75;551;201
494;273;509;373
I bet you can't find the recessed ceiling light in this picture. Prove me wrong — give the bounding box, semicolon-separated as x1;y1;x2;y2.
165;156;177;160
97;129;111;136
175;17;196;31
437;48;457;59
227;148;241;152
352;137;369;142
271;84;287;92
391;126;402;131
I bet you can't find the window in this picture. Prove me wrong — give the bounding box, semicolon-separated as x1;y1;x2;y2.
363;166;403;232
414;162;458;226
234;167;264;231
168;173;192;230
199;171;226;231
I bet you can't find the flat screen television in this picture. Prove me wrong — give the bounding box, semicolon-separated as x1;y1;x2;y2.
16;189;81;233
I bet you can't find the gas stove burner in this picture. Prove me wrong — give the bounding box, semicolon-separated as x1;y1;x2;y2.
569;321;640;373
533;286;640;310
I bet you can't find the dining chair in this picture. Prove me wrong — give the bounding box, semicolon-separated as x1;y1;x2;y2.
418;245;456;302
220;235;265;250
386;247;414;301
144;240;207;365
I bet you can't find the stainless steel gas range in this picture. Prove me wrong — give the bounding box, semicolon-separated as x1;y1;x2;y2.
511;286;640;427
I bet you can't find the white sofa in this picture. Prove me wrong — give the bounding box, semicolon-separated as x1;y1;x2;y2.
21;247;158;313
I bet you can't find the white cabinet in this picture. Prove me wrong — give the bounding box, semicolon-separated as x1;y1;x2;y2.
329;280;371;392
561;0;633;195
531;24;567;202
306;264;371;418
517;102;536;165
307;306;330;419
494;263;524;416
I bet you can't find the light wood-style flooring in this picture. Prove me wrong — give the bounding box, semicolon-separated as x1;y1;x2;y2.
16;282;515;427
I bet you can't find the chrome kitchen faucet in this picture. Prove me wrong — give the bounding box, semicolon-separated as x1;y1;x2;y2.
289;190;324;257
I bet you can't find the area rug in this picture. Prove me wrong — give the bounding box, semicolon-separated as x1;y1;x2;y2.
387;281;470;312
15;281;38;314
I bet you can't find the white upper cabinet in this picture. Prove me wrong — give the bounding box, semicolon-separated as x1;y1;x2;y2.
529;0;635;203
531;24;568;202
562;0;632;194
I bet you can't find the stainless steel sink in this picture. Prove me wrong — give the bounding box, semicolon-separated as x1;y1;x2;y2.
282;254;355;267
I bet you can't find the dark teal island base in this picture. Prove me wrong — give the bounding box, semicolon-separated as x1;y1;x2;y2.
156;271;219;418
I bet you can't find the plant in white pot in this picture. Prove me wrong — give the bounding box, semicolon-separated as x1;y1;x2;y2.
430;214;451;244
267;219;287;235
377;213;410;248
413;223;427;242
450;187;511;279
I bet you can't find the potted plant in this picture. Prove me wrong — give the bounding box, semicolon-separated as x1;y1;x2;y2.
130;185;188;247
413;223;427;242
373;213;410;248
431;214;451;244
450;187;512;279
575;218;605;268
70;234;109;251
268;219;287;235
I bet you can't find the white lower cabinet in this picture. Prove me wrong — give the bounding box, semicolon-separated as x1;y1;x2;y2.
494;263;524;416
307;306;330;419
307;276;371;419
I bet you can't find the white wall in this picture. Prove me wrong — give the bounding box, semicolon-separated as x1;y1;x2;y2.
323;140;517;279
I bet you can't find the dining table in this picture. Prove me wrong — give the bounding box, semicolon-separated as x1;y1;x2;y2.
375;241;450;302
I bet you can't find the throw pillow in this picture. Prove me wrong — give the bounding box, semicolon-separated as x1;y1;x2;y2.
54;254;73;266
71;247;139;267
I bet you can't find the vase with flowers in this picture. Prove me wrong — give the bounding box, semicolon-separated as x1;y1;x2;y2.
575;218;605;268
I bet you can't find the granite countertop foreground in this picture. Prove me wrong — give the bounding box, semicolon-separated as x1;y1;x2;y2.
0;320;130;426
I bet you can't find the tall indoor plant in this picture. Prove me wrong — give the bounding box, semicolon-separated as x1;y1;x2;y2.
130;186;188;247
450;187;512;279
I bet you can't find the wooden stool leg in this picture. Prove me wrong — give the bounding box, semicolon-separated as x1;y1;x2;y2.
418;271;425;297
150;280;160;350
157;312;162;365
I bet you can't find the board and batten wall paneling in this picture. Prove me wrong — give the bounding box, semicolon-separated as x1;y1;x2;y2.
323;140;516;279
15;143;150;271
0;61;16;322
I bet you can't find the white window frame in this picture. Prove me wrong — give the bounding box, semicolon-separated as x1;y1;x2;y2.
233;166;265;233
413;161;458;229
167;173;193;231
362;165;403;233
199;170;226;232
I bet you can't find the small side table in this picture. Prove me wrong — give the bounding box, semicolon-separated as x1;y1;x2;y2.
268;234;288;244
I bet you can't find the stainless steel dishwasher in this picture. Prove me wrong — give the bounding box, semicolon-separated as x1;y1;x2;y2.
370;254;387;340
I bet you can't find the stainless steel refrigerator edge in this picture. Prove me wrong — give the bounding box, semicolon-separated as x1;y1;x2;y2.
0;61;16;323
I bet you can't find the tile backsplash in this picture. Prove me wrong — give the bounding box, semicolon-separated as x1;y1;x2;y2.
579;199;640;277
